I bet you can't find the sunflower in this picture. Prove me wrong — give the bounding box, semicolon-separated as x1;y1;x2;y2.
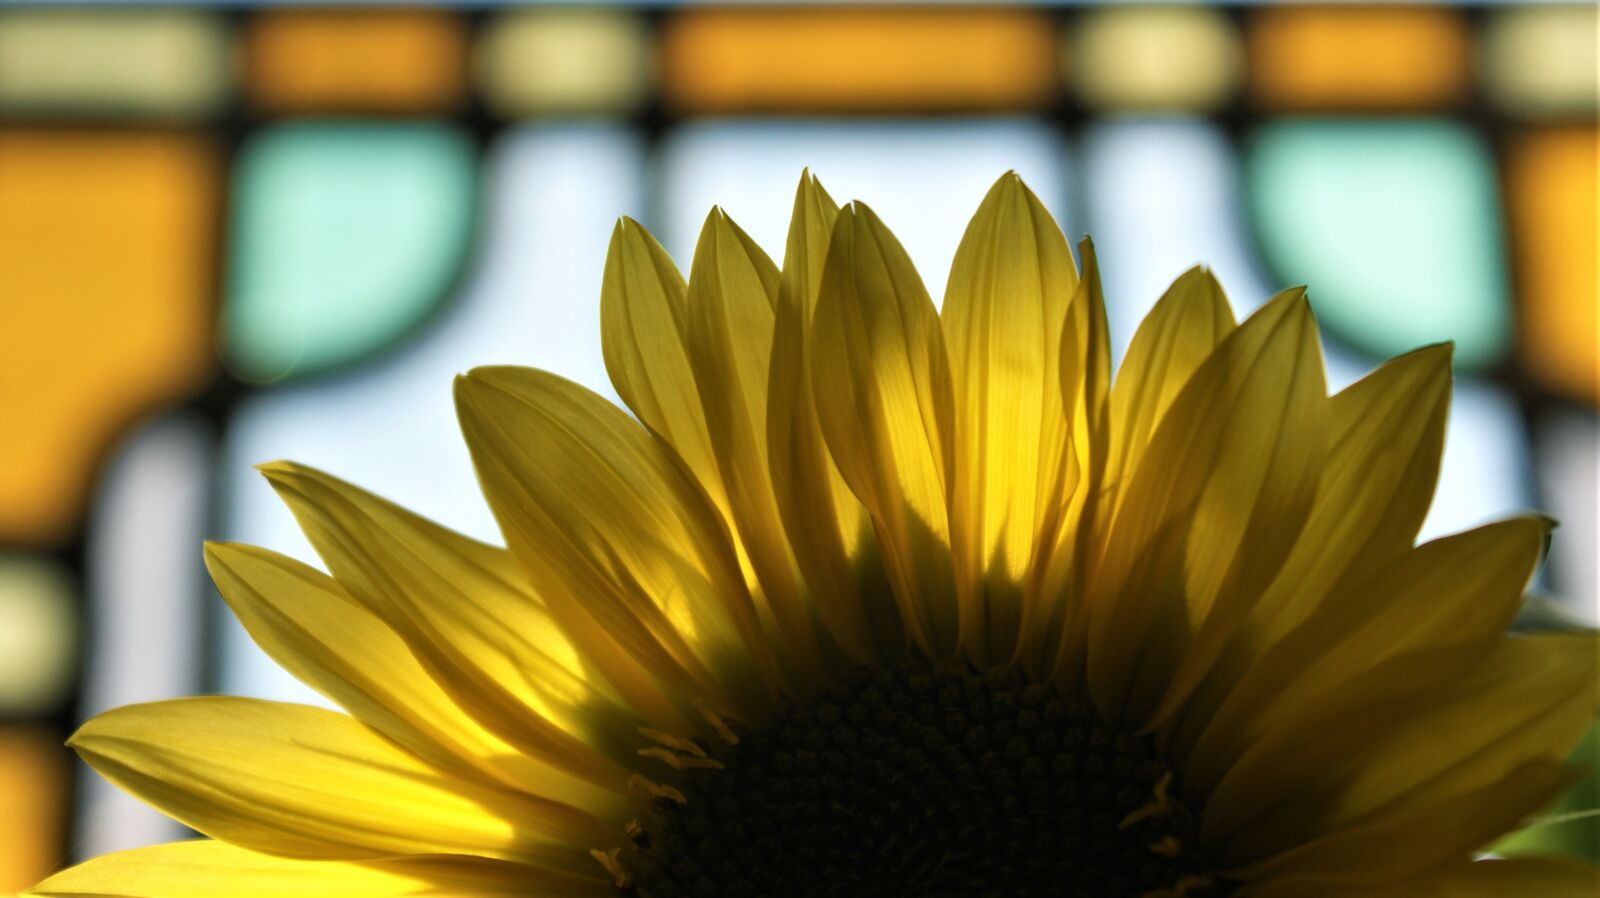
30;172;1599;898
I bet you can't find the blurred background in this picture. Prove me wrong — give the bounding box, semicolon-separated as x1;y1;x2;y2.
0;1;1595;887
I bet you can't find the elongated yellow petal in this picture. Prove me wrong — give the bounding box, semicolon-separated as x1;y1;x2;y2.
1037;239;1111;680
768;172;893;663
1162;343;1455;759
1186;515;1550;791
1205;633;1599;862
685;207;824;680
1250;857;1600;898
1231;759;1572;887
70;699;608;867
258;463;635;786
205;541;627;816
941;173;1078;662
26;840;608;898
1104;266;1236;507
455;367;780;723
600;218;727;518
811;201;961;659
1253;343;1451;636
1086;291;1325;727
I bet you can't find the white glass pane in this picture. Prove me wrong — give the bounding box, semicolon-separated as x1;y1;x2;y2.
1082;118;1372;391
218;125;645;703
657;119;1069;305
1537;412;1598;623
1420;379;1530;543
79;415;211;858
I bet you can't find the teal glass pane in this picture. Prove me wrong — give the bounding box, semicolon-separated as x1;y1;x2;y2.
1248;121;1509;369
224;123;476;381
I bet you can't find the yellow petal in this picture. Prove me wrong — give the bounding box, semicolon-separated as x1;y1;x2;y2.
1257;343;1452;635
1085;291;1326;728
258;463;635;785
70;699;607;867
1163;344;1454;760
685;207;825;680
1251;857;1600;898
768;172;893;663
1104;266;1236;508
1186;515;1550;793
26;840;607;898
941;173;1078;662
1231;759;1572;887
600;217;726;517
455;367;780;723
205;541;628;816
811;201;961;659
1037;239;1111;681
1205;633;1599;862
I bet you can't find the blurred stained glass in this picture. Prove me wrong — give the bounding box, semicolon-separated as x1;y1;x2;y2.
246;9;467;114
224;123;477;382
1248;121;1510;368
1;3;1596;885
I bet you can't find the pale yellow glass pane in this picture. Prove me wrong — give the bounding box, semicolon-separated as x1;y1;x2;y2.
0;133;217;544
1249;7;1468;110
0;558;77;715
476;9;650;117
0;10;230;119
1508;128;1599;403
0;728;65;891
247;10;465;113
1483;6;1600;119
1070;6;1241;111
662;9;1057;113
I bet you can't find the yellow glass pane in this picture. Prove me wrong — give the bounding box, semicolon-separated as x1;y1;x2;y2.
1071;6;1242;111
0;133;217;544
247;10;465;113
0;9;229;119
661;9;1057;113
476;10;650;117
0;557;77;715
1249;7;1468;110
0;728;65;891
1484;6;1600;119
1508;128;1599;403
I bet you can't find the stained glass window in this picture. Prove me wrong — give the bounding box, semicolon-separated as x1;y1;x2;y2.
3;4;1595;886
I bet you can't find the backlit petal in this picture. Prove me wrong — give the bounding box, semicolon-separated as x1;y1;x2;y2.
1187;515;1550;792
26;840;606;898
205;541;628;815
1086;292;1326;728
1205;634;1599;863
259;463;635;787
942;173;1079;663
685;208;824;680
600;218;727;518
456;367;781;723
811;202;961;658
768;172;894;663
70;699;608;867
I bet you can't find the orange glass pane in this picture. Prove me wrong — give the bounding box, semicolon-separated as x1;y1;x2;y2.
1249;7;1468;110
661;9;1057;113
1508;128;1599;403
247;10;465;113
0;728;66;891
0;133;217;544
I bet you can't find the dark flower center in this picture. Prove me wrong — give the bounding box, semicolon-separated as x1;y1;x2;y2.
615;660;1227;898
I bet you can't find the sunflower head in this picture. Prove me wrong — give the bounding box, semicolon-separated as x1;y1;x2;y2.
29;171;1599;898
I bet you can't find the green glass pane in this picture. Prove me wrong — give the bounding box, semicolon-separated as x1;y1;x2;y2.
225;123;476;381
1248;121;1509;368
